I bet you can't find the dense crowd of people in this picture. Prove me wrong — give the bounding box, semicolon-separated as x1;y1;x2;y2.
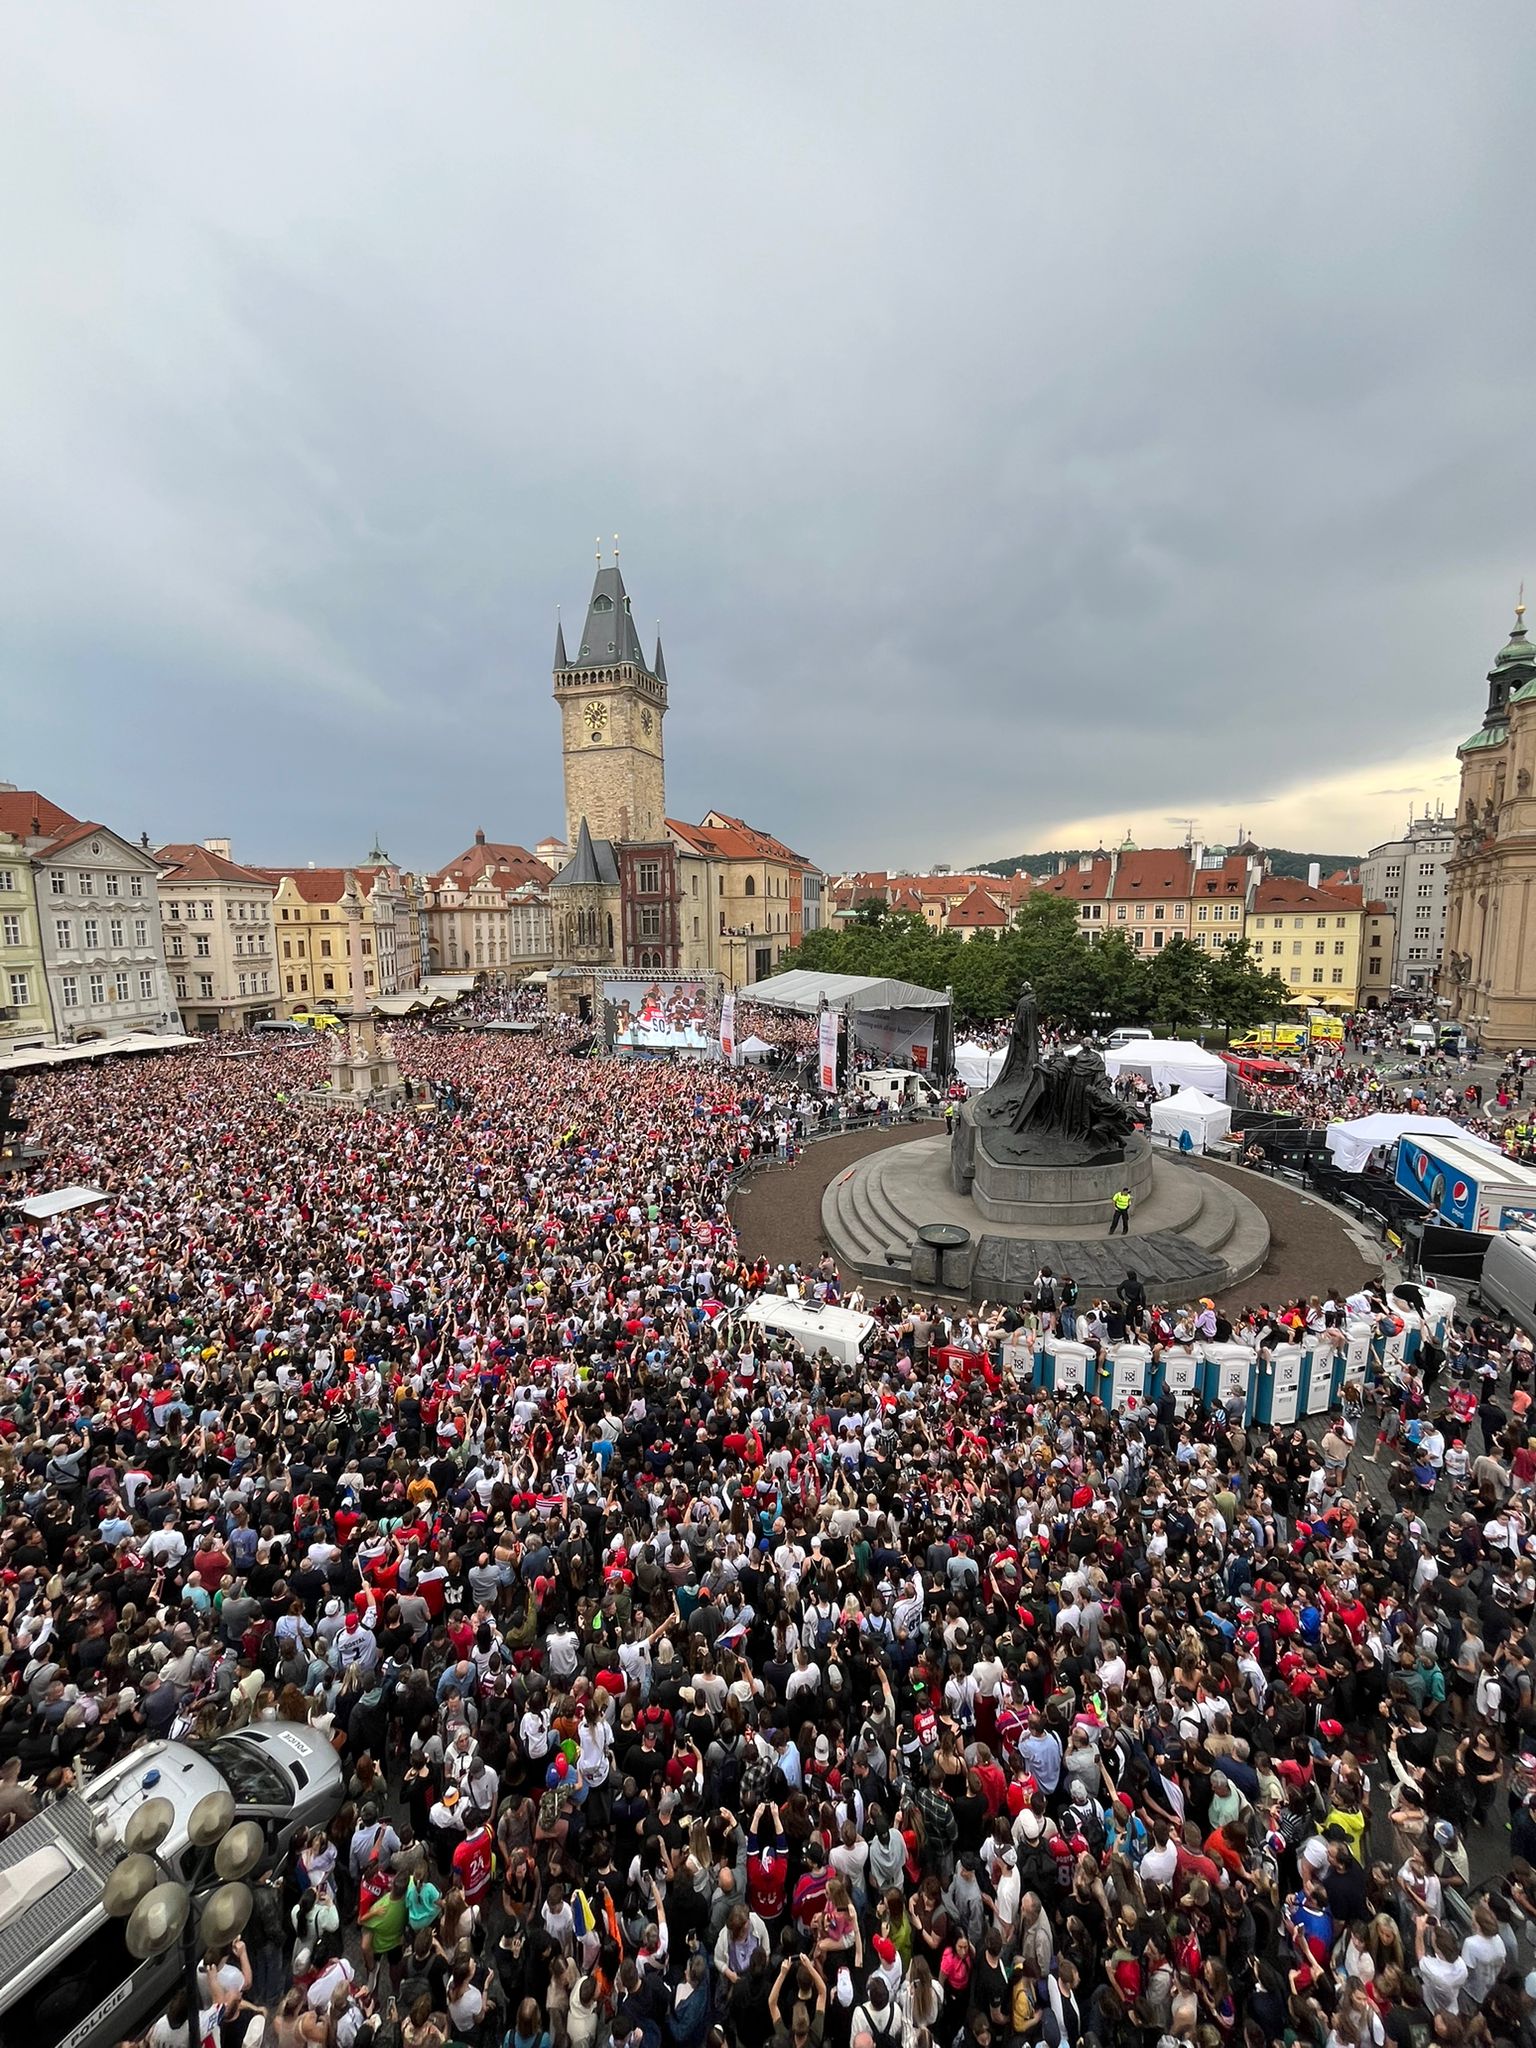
1;1015;1534;2048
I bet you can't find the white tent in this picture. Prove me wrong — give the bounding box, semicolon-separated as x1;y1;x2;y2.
1150;1087;1232;1155
1102;1040;1229;1096
737;1035;775;1063
955;1040;1005;1089
1324;1113;1511;1175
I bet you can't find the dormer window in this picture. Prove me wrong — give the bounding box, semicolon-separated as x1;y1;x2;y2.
591;594;614;614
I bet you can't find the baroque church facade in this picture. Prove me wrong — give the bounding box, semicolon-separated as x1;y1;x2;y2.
1439;599;1536;1049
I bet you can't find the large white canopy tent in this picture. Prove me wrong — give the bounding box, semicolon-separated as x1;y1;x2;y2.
1324;1113;1511;1175
1102;1040;1229;1096
954;1040;1005;1089
745;970;953;1072
1149;1087;1232;1155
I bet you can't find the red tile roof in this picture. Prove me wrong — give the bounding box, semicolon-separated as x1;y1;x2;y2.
1040;857;1112;900
1252;876;1363;913
949;884;1007;928
694;811;814;868
1191;854;1251;897
440;840;553;889
156;843;273;886
0;790;80;842
1111;850;1192;900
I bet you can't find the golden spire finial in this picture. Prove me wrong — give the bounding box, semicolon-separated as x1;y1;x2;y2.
1517;579;1526;625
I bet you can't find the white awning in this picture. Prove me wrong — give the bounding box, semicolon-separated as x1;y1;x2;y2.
17;1185;110;1220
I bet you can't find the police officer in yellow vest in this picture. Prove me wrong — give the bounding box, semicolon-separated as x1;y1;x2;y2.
1109;1185;1132;1236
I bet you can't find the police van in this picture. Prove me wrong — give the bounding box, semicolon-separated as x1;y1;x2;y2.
0;1723;342;2048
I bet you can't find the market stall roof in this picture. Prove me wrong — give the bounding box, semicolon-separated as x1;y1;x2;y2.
420;975;477;997
0;1033;196;1071
16;1185;110;1220
1324;1113;1512;1175
743;970;950;1016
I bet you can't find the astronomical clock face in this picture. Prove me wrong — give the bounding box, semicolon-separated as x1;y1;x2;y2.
585;700;608;742
640;707;654;739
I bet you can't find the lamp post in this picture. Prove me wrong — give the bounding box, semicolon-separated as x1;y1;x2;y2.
103;1785;265;2045
1089;1009;1112;1043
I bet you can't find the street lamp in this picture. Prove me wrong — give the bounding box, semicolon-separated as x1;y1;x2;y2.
103;1785;265;2043
1089;1009;1112;1042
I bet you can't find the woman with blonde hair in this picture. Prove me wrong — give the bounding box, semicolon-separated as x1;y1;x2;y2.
900;1954;944;2048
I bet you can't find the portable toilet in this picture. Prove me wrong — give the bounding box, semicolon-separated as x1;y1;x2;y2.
1105;1342;1152;1414
1343;1317;1376;1387
1041;1339;1097;1399
999;1334;1040;1388
1301;1338;1341;1416
1154;1345;1200;1417
1253;1341;1305;1426
1420;1286;1456;1348
1199;1342;1258;1425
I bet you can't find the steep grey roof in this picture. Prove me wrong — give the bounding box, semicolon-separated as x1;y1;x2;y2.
554;618;569;667
550;816;619;889
574;565;650;670
653;634;667;682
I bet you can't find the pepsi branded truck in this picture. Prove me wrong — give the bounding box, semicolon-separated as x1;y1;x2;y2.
1392;1132;1536;1236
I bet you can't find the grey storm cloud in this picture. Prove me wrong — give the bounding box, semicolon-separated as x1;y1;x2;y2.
2;3;1534;872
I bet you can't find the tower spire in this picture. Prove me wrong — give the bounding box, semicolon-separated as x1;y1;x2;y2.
554;611;568;668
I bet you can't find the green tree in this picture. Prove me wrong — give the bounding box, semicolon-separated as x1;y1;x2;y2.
1146;935;1206;1034
1201;938;1293;1039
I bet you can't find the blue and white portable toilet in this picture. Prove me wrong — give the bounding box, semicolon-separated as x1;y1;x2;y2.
1301;1338;1341;1417
1254;1341;1305;1427
1343;1317;1377;1388
1105;1342;1152;1415
1041;1339;1097;1400
1153;1345;1200;1417
1199;1341;1258;1425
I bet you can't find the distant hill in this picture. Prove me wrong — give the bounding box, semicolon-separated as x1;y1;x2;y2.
978;846;1361;881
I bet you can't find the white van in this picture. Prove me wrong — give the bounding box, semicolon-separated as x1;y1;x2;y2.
857;1068;942;1111
739;1297;877;1366
1477;1228;1536;1338
1105;1026;1154;1050
1402;1021;1437;1055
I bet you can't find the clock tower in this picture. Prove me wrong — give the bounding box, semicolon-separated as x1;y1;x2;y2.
553;557;668;849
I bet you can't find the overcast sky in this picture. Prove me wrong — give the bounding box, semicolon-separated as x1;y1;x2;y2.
5;5;1533;875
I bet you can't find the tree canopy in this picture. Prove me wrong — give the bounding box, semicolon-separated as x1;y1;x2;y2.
785;898;1295;1032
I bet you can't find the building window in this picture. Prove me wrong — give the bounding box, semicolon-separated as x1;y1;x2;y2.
639;906;661;938
195;934;210;958
1291;941;1301;955
285;975;295;994
170;933;184;958
134;919;147;945
0;870;12;892
1172;904;1184;920
82;918;99;948
0;915;17;947
1333;941;1345;956
1369;934;1382;948
639;861;661;893
138;970;154;999
8;972;28;1007
113;971;128;1001
691;874;699;897
49;870;65;896
361;937;372;955
105;872;120;896
60;975;77;1007
78;872;93;896
129;874;142;897
1315;941;1325;955
1115;904;1127;920
1312;968;1324;984
1271;940;1281;955
744;876;755;897
1289;967;1300;983
1153;905;1165;922
198;974;213;998
322;973;335;992
109;919;124;946
201;901;213;920
1331;967;1345;984
175;974;187;999
320;938;332;958
88;972;105;1003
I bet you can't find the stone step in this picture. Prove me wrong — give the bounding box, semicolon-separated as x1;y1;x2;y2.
1186;1175;1239;1256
